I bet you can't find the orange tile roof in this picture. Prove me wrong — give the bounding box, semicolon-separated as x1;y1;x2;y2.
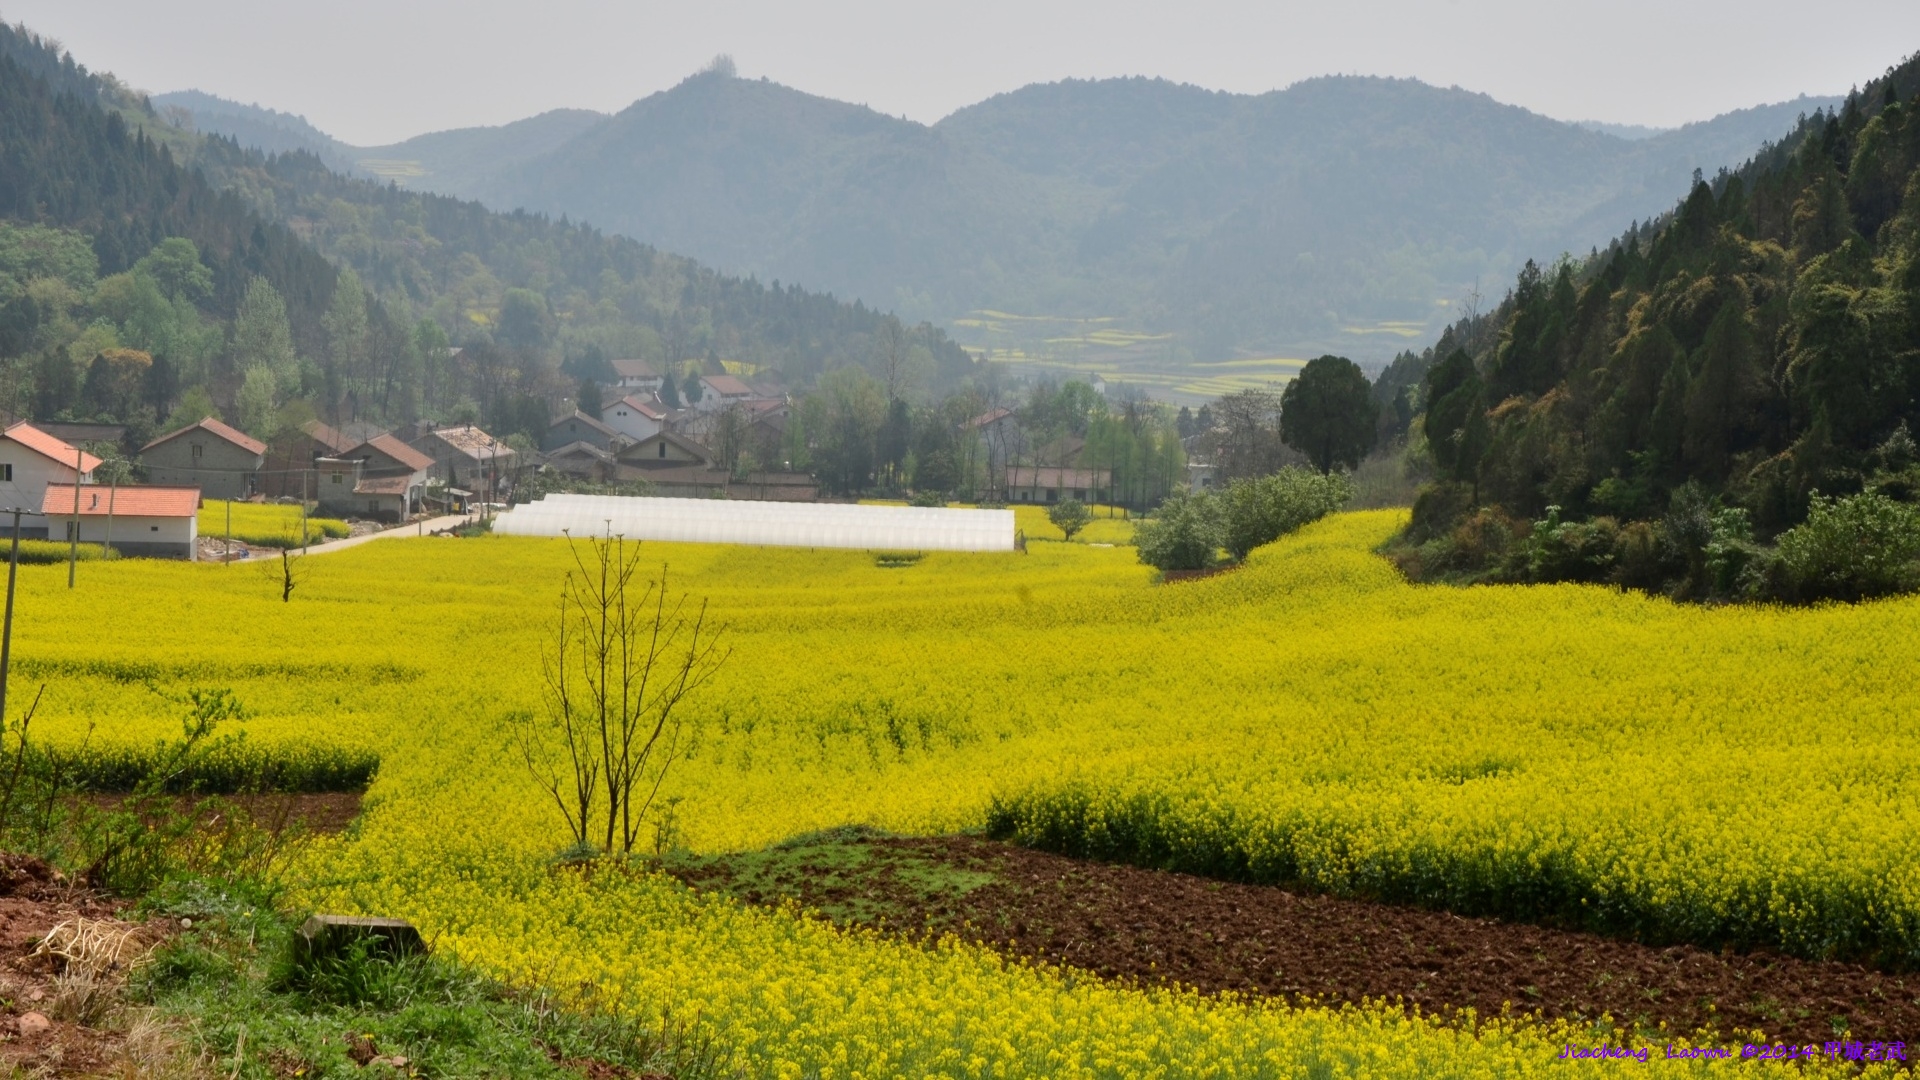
4;422;102;473
353;433;435;473
142;416;267;457
41;484;200;517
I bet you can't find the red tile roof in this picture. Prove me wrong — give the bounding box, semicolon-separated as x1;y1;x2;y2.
141;416;267;457
616;394;666;419
701;374;753;397
4;422;102;473
610;358;659;380
41;484;199;517
300;419;356;455
352;433;435;473
963;407;1014;431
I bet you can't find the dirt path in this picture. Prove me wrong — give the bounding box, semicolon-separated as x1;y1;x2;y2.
668;832;1920;1050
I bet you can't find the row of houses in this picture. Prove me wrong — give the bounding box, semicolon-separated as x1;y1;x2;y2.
162;416;518;520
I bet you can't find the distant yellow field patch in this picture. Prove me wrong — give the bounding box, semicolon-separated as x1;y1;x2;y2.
357;158;427;178
1191;357;1308;370
1340;321;1428;338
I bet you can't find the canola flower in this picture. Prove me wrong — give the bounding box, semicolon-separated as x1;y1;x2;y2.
4;510;1913;1075
198;499;349;548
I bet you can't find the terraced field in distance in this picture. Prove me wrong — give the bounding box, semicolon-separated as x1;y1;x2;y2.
950;309;1450;402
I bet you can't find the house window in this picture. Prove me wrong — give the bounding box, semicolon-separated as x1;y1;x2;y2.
368;500;380;513
332;473;343;483
0;464;10;481
658;442;667;458
149;525;159;532
1046;488;1058;503
1073;489;1086;501
191;443;203;461
64;522;76;541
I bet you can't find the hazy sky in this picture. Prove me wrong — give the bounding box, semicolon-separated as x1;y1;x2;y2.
11;0;1919;145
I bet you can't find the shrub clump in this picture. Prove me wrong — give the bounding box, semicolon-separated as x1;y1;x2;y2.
1136;468;1353;571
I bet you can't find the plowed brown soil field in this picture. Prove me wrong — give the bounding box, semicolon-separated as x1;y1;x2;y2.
669;831;1920;1050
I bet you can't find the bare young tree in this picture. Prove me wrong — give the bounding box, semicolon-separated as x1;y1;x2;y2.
278;549;303;602
513;536;728;855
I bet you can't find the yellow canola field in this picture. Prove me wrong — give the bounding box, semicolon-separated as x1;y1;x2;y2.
3;511;1914;1076
198;499;349;547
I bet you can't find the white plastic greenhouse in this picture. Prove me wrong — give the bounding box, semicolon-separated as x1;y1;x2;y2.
492;494;1016;551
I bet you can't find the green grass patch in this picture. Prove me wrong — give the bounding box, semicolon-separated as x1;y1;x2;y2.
666;826;997;928
131;883;729;1079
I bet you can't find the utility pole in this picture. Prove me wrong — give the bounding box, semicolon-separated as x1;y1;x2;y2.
0;509;20;726
66;447;80;588
102;472;117;559
225;498;232;566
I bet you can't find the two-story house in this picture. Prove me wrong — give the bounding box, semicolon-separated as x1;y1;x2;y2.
140;417;266;500
0;422;100;538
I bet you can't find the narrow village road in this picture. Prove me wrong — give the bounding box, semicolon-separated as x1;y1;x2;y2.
253;513;478;559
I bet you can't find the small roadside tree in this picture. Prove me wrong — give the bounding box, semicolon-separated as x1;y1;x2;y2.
512;536;728;855
1046;498;1092;542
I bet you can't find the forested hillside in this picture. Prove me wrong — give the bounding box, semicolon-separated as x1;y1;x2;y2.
166;71;1838;365
1400;52;1920;602
0;23;973;449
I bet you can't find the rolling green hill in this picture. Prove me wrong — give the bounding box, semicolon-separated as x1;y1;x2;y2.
164;73;1839;380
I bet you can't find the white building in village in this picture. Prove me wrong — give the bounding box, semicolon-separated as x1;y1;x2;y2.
0;422;99;538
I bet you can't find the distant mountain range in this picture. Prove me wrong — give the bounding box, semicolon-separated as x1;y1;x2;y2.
159;77;1840;384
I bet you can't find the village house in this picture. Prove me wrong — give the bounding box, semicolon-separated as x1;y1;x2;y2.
611;431;817;501
34;421;124;448
41;483;199;559
0;422;99;538
407;424;517;497
312;456;362;512
614;432;727;498
694;374;755;413
602;394;668;443
344;434;435;514
346;476;410;522
261;419;356;499
540;411;626;454
140;417;266;500
1004;465;1112;505
609;359;665;395
545;441;618;482
960;407;1021;500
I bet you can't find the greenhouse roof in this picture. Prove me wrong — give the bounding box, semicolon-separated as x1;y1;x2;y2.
494;494;1014;551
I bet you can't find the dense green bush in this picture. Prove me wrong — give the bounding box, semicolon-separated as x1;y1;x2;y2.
1138;469;1354;571
1506;507;1618;584
1774;491;1920;602
1133;491;1224;571
1217;468;1354;559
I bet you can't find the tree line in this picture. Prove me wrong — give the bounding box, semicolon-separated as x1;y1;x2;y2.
0;21;984;455
1392;51;1920;602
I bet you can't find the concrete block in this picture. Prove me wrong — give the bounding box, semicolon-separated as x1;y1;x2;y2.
293;915;425;968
